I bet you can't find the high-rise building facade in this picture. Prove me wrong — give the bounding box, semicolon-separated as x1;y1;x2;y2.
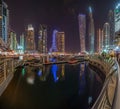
96;29;103;53
114;3;120;48
0;0;9;43
38;24;47;54
38;25;42;53
88;7;95;53
78;14;86;52
103;23;110;50
50;30;65;53
108;10;115;48
9;30;17;51
20;33;25;52
26;24;35;52
56;32;65;53
115;3;120;34
49;30;58;52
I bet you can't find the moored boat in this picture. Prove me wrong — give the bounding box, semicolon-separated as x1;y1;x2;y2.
68;59;78;64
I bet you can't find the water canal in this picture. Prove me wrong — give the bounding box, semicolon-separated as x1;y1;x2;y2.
0;62;104;109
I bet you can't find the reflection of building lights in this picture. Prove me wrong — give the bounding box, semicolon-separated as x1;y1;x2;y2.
79;63;86;95
37;70;42;77
22;67;25;76
88;96;92;105
61;65;65;77
51;64;58;82
26;67;35;85
27;77;34;85
40;77;46;81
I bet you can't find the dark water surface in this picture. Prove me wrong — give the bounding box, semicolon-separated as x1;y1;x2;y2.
0;62;103;109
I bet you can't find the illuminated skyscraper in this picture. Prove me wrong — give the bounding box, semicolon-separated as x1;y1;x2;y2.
78;14;86;52
50;30;65;53
115;3;120;34
103;23;110;50
20;33;25;52
88;6;95;53
114;3;120;48
0;0;9;43
26;24;35;52
38;24;47;54
108;10;114;48
50;30;58;52
56;32;65;53
38;25;43;53
9;30;17;51
96;29;103;53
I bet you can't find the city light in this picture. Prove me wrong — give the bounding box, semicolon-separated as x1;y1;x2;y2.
116;3;120;9
89;6;92;13
0;0;120;109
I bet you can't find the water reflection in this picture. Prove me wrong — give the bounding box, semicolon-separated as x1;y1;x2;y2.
22;67;25;76
51;64;58;82
26;67;35;85
37;69;42;77
60;64;65;81
8;62;103;109
51;64;65;82
39;65;50;81
78;62;100;107
79;62;86;95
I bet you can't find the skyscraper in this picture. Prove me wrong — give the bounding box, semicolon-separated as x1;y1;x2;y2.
56;32;65;53
26;24;35;52
9;30;17;51
50;30;65;53
115;3;120;34
0;0;9;43
96;29;103;53
88;6;95;53
108;10;115;48
49;30;58;52
114;3;120;48
38;24;47;54
20;33;25;52
38;25;43;53
103;23;110;50
78;14;86;52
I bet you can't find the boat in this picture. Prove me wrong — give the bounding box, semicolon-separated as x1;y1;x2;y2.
68;59;78;64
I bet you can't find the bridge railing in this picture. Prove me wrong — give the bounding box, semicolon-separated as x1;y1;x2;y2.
111;59;120;109
89;55;119;109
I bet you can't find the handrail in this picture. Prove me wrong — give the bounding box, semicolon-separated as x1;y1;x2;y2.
89;56;119;109
111;59;120;109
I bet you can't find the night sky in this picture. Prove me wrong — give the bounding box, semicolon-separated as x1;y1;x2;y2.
4;0;117;52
